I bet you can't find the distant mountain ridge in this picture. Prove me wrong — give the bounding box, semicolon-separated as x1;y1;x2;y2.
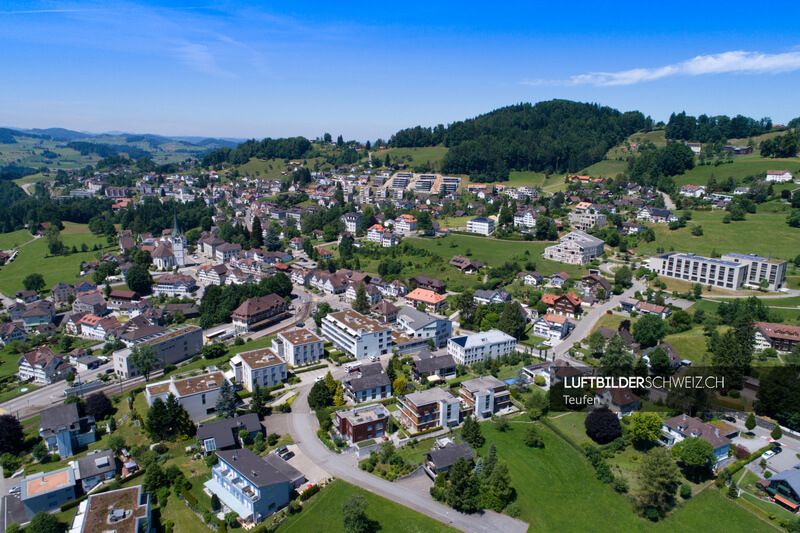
5;127;244;148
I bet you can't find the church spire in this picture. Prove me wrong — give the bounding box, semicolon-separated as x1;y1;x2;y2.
171;209;181;237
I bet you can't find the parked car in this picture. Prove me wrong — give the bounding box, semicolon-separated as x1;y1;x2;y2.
9;486;20;494
315;375;324;383
762;450;777;460
368;355;378;362
281;450;295;460
275;446;289;457
297;322;305;327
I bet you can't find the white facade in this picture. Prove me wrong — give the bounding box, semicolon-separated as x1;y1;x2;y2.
513;210;538;228
321;310;392;360
396;307;452;348
230;348;287;391
650;252;750;290
145;371;228;422
544;231;605;265
467;217;494;235
766;170;793;182
720;253;788;291
272;328;324;367
447;330;517;366
531;314;569;340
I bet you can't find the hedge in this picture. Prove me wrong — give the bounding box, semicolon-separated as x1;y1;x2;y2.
182;487;198;507
722;443;775;478
407;426;443;439
540;417;584;453
295;364;328;375
299;483;321;501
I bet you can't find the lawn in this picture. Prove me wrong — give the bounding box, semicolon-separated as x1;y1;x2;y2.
663;326;713;364
590;313;633;334
671;156;800;187
547;411;590;446
635;210;800;262
275;479;458;533
394;436;436;466
437;216;472;228
580;159;629;178
0;229;34;251
0;223;115;296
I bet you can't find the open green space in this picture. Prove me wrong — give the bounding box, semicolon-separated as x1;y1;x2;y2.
275;479;458;533
0;229;35;251
635;210;800;261
370;146;449;169
671;156;800;187
580;158;628;178
0;222;115;296
547;411;591;446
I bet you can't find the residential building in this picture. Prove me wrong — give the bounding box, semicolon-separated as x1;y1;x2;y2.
449;256;484;273
371;300;398;323
466;217;495;235
204;449;292;524
763;469;800;511
397;387;461;433
409;275;446;294
341;212;363;233
39;403;96;458
594;388;640;416
342;362;392;403
336;404;390;444
544;231;605;265
232;294;289;334
661;414;731;467
73;448;117;493
569;202;607;230
395;213;417;233
263;454;306;489
321;310;392;360
78;315;120;341
635;300;672;319
460;376;511;420
514;208;538;228
272;328;324;367
229;348;287;391
18;346;70;384
405;288;447;313
473;289;511;305
549;272;571;287
72;292;107;316
424;441;474;476
0;322;26;346
680;184;706;198
21;300;56;331
541;292;582;318
107;290;139;309
636;206;677;224
153;274;197;297
720;253;788;291
411;350;457;383
345;282;382;306
144;371;228;421
766;170;794;182
755;322;800;353
20;467;77;518
51;282;76;306
396;307;452;348
519;271;544;286
114;325;203;379
582;274;612;297
532;313;570;340
197;414;263;454
215;242;243;263
649;252;750;290
69;486;151;533
447;330;517;366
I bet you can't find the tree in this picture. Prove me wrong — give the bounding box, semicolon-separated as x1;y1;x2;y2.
108;434;126;453
745;413;756;432
324;371;337;395
461;416;484;447
28;512;63;533
164;393;194;438
85;392;113;420
772;425;783;440
692;283;703;299
525;389;548;420
145;398;170;440
672;437;715;481
264;225;280;251
523;425;544;447
0;414;24;455
250;217;264;248
23;273;45;292
334;383;345;406
202;342;228;360
600;335;634;376
215;379;238;419
250;384;266;417
125;264;153;295
587;330;607;355
634;447;679;520
584;407;622;444
130;344;158;381
32;442;50;462
341;494;371;533
494;417;510;432
648;347;671;376
632;314;667;348
211;494;221;512
497;303;526;340
308;380;333;410
392;377;407;396
446;457;482;512
614;265;632;288
630;412;663;446
483;443;498;478
352;282;370;314
483;460;513;511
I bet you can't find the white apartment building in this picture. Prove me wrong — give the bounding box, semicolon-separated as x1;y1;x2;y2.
544;231;605;265
467;217;495;235
145;371;228;422
321;309;392;360
447;329;517;366
532;313;570;340
395;214;417;233
513;209;538;228
568;202;607;231
766;170;794;182
341;212;363;233
720;253;788;291
649;253;749;290
395;307;453;348
229;348;287;391
114;325;203;379
271;328;324;367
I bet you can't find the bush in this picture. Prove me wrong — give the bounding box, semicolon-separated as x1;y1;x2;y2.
524;426;544;448
680;484;692;499
288;500;301;514
612;475;629;493
729;389;740;399
299;484;321;501
163;364;177;374
534;376;546;387
765;471;773;479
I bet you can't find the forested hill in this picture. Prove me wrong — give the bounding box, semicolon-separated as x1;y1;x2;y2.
389;100;650;181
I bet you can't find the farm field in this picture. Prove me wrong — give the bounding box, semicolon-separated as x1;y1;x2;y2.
0;222;114;296
0;229;35;251
236;156;330;180
671;156;800;187
275;479;458;533
579;158;628;178
635;210;800;261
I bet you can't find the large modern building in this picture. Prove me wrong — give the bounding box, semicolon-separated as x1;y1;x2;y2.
336;404;390;445
271;328;324;367
568;202;607;231
460;376;511;420
229;348;287;391
321;309;392;360
720;253;788;291
544;231;605;265
447;330;517;366
144;371;228;421
204;449;292;525
113;325;203;379
395;307;452;350
467;217;495;235
20;467;77;518
397;387;461;433
649;253;749;290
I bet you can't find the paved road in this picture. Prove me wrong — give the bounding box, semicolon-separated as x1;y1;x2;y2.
288;384;529;533
660;191;676;211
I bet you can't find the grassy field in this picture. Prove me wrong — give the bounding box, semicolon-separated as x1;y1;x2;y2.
0;229;35;251
672;156;800;187
276;479;458;533
580;159;629;178
405;234;591;278
663;326;714;364
547;411;591;446
590;313;632;334
369;146;449;169
0;223;115;295
437;216;472;228
635;210;800;261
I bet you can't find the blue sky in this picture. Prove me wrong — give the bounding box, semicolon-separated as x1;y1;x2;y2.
2;1;800;140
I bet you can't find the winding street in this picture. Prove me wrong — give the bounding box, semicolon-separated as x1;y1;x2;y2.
287;383;529;533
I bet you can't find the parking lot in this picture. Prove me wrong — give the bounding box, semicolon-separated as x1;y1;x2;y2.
283;444;331;488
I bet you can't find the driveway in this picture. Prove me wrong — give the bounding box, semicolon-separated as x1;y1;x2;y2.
282;444;333;487
287;383;529;533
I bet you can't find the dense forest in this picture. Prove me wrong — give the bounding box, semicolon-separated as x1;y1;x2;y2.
664;112;773;143
760;130;799;158
627;142;695;191
202;137;313;167
389;100;649;181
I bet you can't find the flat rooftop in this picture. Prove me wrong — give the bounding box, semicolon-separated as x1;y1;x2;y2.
78;486;148;533
24;468;74;498
235;348;285;369
280;328;322;346
327;309;389;334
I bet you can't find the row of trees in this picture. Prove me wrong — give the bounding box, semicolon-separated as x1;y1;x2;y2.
665;112;773;143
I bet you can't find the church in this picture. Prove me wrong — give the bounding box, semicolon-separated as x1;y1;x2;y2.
152;213;186;270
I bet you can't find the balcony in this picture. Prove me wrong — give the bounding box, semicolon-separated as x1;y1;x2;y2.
215;466;260;502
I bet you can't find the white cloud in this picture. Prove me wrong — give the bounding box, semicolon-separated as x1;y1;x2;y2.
174;42;235;78
523;49;800;87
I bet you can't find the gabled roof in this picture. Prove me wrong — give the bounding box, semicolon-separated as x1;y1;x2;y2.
426;442;474;471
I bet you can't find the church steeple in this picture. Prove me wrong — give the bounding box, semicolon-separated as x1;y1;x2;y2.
171;210;181;237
